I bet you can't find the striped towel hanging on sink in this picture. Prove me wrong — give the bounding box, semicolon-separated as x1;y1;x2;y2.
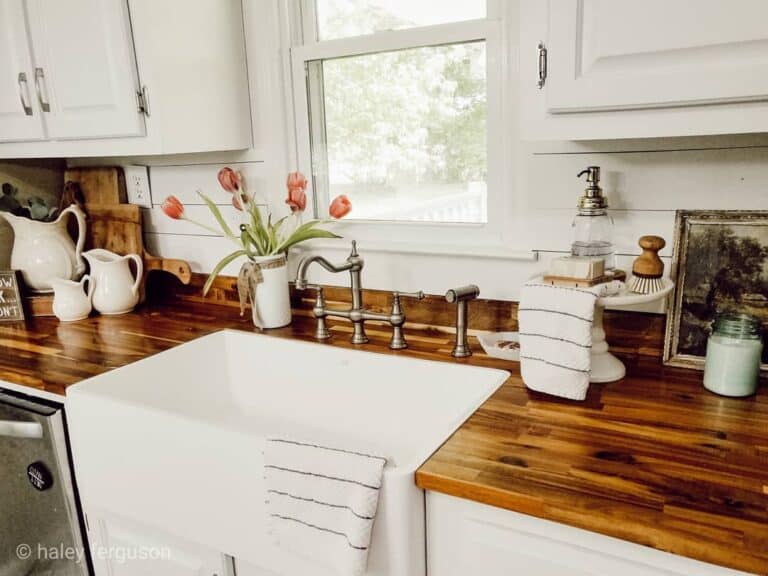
264;437;387;576
518;280;621;400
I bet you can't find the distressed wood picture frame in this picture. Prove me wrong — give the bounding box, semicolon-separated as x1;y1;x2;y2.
664;210;768;372
0;270;26;322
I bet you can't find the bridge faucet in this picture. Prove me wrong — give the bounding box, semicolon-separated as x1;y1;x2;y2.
295;241;424;349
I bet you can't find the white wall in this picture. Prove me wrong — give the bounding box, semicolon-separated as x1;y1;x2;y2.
71;0;768;309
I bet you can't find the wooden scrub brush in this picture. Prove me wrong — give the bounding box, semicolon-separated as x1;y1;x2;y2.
628;236;666;294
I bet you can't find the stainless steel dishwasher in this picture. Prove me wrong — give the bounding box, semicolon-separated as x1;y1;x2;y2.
0;389;90;575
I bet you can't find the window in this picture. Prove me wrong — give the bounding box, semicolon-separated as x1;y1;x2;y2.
290;0;507;245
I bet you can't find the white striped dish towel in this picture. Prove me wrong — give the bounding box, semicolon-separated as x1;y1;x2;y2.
264;438;387;576
518;280;621;400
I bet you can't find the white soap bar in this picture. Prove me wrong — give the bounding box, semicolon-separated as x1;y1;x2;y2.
549;256;605;279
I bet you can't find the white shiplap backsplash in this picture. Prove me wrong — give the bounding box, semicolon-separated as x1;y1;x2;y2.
134;142;768;312
71;0;768;310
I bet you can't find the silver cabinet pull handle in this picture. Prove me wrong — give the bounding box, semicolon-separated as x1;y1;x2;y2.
17;72;33;115
0;420;43;439
34;67;50;112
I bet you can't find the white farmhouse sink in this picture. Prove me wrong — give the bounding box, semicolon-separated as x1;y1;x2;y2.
66;330;507;575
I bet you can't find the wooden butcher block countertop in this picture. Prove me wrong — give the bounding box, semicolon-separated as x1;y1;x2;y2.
0;301;765;573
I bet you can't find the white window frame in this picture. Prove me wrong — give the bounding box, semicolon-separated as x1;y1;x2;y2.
285;0;526;257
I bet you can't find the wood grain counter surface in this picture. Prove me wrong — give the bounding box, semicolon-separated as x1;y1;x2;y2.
0;301;765;573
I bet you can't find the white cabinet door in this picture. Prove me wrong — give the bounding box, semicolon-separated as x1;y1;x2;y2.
0;0;45;141
426;492;753;576
23;0;145;140
86;511;234;576
546;0;768;114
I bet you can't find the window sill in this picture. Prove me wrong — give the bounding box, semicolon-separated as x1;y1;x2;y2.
295;239;539;261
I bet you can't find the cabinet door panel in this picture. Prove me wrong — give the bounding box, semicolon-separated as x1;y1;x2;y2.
87;512;233;576
547;0;768;113
24;0;145;139
0;0;45;141
426;492;751;576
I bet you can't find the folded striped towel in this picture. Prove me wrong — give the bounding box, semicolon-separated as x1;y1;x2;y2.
264;438;387;576
518;280;621;400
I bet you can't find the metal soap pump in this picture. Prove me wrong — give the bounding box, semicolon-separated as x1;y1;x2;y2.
571;166;615;270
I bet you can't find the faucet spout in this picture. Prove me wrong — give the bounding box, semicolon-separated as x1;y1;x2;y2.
295;255;353;290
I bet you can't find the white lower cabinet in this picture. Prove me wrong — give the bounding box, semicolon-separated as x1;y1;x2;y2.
426;492;753;576
85;511;234;576
233;558;282;576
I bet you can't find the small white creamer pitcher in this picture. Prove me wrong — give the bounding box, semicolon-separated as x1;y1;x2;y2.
51;275;94;322
83;249;143;315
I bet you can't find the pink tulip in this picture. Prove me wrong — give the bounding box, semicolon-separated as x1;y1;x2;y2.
329;195;352;219
161;195;184;219
286;172;307;191
286;187;307;213
217;167;242;193
232;193;248;211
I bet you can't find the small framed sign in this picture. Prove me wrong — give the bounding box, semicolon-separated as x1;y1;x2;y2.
0;271;25;322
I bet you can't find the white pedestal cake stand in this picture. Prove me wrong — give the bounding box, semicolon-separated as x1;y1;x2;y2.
591;279;675;383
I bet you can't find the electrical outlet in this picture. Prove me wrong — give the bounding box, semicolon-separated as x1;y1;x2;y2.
122;165;152;208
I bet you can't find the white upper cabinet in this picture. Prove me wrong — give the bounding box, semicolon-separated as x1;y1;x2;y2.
0;0;45;142
547;0;768;113
23;0;145;140
0;0;252;157
521;0;768;139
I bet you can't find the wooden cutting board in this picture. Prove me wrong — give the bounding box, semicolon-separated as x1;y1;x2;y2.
84;203;192;300
64;167;127;204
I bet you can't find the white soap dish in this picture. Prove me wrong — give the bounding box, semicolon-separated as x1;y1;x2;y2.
477;332;520;362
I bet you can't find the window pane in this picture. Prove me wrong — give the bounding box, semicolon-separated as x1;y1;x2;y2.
312;42;487;224
316;0;485;40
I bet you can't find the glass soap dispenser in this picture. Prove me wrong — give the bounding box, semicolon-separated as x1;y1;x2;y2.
571;166;616;270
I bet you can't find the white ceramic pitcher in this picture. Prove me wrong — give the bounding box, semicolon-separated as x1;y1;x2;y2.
83;249;143;315
51;275;94;322
0;204;86;292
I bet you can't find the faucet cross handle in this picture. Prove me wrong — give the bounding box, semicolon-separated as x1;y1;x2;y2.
390;290;424;317
388;290;425;351
301;284;331;340
393;289;425;301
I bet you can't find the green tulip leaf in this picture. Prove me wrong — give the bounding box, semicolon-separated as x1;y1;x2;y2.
277;227;341;254
203;249;247;296
197;191;235;239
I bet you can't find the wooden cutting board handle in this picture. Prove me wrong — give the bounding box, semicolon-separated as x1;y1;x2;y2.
144;255;192;285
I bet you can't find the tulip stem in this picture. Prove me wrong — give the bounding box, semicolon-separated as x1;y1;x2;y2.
183;216;243;249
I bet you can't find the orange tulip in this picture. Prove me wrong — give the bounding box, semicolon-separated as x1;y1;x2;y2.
329;195;352;219
286;172;307;191
217;167;242;193
161;195;184;219
286;187;307;213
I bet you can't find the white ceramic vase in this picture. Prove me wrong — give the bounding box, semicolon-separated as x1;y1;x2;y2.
247;255;291;329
